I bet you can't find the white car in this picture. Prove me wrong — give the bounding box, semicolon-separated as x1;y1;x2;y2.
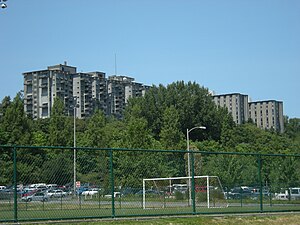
47;189;66;198
104;192;120;198
82;188;99;196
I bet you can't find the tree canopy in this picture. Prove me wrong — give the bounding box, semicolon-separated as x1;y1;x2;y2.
0;81;299;190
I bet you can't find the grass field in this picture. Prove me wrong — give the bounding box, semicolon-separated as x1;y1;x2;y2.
1;198;300;223
18;213;300;225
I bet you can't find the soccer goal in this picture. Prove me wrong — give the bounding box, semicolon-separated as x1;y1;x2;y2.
142;176;228;209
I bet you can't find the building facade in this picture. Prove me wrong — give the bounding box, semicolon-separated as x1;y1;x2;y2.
107;75;150;118
23;63;149;119
213;93;249;124
213;93;284;133
23;63;76;119
248;100;284;133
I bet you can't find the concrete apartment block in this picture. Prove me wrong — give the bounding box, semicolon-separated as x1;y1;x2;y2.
23;63;149;119
23;63;75;119
213;93;249;125
249;100;284;133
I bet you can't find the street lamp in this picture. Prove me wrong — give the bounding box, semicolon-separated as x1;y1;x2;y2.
0;0;8;9
187;126;206;205
73;97;79;195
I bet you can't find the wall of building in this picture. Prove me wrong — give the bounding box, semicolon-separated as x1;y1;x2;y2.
213;93;284;133
213;93;249;125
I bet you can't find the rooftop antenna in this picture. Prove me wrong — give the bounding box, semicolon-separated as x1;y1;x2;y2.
114;53;117;75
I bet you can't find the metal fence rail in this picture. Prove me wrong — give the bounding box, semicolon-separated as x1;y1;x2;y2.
1;145;300;222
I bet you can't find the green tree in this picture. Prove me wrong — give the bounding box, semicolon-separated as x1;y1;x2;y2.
76;110;109;187
49;98;72;146
159;106;184;150
40;153;73;185
80;110;106;148
285;117;300;145
0;96;11;120
0;93;31;145
126;81;234;142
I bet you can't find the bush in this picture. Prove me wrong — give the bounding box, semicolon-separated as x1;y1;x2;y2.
174;191;185;200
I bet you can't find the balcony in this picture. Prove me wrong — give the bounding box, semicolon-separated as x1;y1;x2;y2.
40;83;48;88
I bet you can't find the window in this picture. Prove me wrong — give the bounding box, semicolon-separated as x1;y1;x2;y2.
41;87;47;96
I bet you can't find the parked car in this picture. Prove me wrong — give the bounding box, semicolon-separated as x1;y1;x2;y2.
104;192;121;198
250;187;270;199
0;186;6;190
120;187;141;196
46;184;58;189
47;189;66;198
226;186;252;199
172;184;188;194
76;187;89;196
21;192;48;202
135;189;162;196
81;188;100;196
21;188;37;197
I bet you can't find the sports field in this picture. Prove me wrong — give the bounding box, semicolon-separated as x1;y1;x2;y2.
21;213;300;225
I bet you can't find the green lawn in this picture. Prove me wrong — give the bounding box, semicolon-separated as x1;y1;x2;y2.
1;199;300;223
15;214;300;225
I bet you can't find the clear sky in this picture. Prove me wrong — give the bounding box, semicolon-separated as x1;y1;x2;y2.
1;0;299;118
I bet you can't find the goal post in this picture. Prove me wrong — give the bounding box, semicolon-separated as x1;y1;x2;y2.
142;175;228;209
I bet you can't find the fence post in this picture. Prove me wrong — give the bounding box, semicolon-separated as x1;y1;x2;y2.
257;154;263;212
191;152;196;214
13;146;18;223
109;149;115;218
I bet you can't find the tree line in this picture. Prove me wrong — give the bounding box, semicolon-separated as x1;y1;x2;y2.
0;81;299;190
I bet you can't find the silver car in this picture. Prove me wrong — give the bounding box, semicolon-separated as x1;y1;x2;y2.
21;192;48;202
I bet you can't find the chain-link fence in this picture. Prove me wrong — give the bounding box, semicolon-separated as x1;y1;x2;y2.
1;145;300;222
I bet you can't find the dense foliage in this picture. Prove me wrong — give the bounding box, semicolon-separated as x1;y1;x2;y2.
0;82;299;190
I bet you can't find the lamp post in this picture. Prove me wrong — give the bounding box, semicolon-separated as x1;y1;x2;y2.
0;0;8;9
73;97;78;195
187;126;206;205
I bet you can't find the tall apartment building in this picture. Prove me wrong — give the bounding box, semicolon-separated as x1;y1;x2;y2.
107;75;150;118
73;71;107;119
212;93;284;133
23;63;76;119
213;93;249;124
73;73;94;119
23;63;149;119
249;100;284;133
89;72;108;115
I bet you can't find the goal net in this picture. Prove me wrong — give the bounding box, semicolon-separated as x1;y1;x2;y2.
142;176;228;209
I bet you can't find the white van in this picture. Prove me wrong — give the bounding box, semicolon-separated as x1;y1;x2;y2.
290;187;300;200
274;187;300;200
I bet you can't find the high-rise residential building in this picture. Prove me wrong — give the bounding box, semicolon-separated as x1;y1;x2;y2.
213;93;249;124
212;92;284;133
72;71;107;119
89;71;108;115
248;100;284;133
23;62;76;119
23;63;149;119
73;73;94;119
107;75;150;118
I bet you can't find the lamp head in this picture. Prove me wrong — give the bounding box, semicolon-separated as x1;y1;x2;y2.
1;3;7;8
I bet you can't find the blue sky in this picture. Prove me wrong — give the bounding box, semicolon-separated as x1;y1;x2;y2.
1;0;299;118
